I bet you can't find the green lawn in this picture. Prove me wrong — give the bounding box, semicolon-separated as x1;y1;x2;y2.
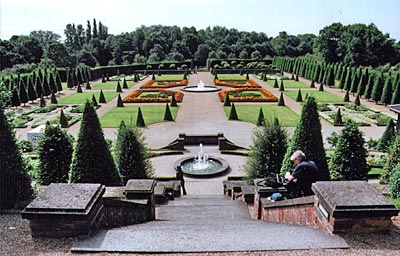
266;80;310;88
100;105;179;127
58;91;118;104
284;90;344;103
155;75;187;80
91;81;136;90
218;74;246;80
368;167;384;175
224;104;299;126
389;198;400;209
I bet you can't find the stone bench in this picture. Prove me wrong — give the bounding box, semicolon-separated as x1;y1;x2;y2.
253;178;287;219
223;180;248;199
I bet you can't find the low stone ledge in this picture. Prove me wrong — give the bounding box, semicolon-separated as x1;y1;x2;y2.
261;195;315;209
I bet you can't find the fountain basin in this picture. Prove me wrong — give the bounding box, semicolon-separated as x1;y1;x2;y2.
182;85;221;92
175;156;229;178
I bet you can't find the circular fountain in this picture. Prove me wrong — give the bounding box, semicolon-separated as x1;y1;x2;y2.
182;80;221;92
175;144;229;177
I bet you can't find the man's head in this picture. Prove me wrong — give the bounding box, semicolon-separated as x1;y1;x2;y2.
290;150;306;165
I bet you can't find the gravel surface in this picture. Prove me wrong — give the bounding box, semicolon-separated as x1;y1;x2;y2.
1;213;399;256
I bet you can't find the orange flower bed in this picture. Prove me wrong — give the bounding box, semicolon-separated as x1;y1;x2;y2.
140;79;188;89
218;88;278;102
123;89;184;103
214;79;261;88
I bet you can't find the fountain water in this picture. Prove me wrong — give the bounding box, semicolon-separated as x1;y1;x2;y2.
192;143;209;170
197;80;205;89
182;79;220;92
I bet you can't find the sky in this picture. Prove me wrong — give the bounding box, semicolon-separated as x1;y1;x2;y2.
1;0;399;41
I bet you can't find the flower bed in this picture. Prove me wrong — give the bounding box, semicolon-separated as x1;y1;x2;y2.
140;79;188;89
214;79;261;88
123;89;184;103
218;88;278;102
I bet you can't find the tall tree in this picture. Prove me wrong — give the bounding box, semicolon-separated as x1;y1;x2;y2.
381;135;400;184
37;122;73;185
377;119;396;153
280;96;329;180
69;101;121;185
380;75;393;105
371;73;384;104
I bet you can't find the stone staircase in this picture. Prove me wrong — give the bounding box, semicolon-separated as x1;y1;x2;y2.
72;194;348;253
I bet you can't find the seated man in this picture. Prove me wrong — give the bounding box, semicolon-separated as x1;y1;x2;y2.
284;150;318;197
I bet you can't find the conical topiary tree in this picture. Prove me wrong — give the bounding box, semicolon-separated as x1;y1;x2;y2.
380;76;393;106
256;107;265;126
116;126;154;184
246;73;249;80
18;83;28;106
117;94;124;107
101;74;106;83
59;109;68;128
76;83;83;93
27;77;37;103
69;101;121;186
291;73;295;80
99;89;106;103
214;72;218;80
280;96;329;181
86;79;91;90
371;73;384;104
170;93;178;107
278;92;285;106
319;82;324;91
295;74;299;82
334;108;343;126
296;89;303;102
11;88;21;107
310;80;315;88
391;80;400;105
279;80;285;91
344;90;350;102
50;92;58;104
123;79;128;89
37;122;73;185
152;73;156;80
376;119;396;153
223;93;231;106
389;164;400;199
381;135;400;184
329;121;368;180
106;73;110;81
228;103;238;120
273;78;278;88
245;118;288;179
92;94;98;107
136;107;145;127
116;81;122;92
163;103;173;121
39;94;46;107
0;107;32;209
114;120;127;166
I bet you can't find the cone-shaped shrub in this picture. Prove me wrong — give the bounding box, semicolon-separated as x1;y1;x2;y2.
391;80;400;105
117;94;124;107
101;74;106;83
295;74;299;82
240;69;243;76
133;73;139;82
11;88;21;107
278;92;285;106
40;94;46;107
92;94;98;107
152;73;156;80
183;73;187;80
371;73;384;103
114;120;127;166
228;103;238;120
214;73;218;80
123;79;128;89
59;109;68;128
37;122;73;185
163;103;173;121
246;73;249;80
99;89;106;103
344;90;350;102
381;135;400;184
389;164;400;199
273;78;278;88
69;101;121;185
27;78;37;103
86;79;91;90
318;82;324;91
136;107;145;127
77;83;83;93
245;118;288;179
329;121;368;180
377;119;396;153
50;92;58;104
223;93;231;106
310;80;315;88
354;93;361;106
380;76;393;105
0;107;32;209
334;108;343;125
279;80;285;91
116;81;122;92
263;74;268;81
106;73;110;81
280;96;329;181
170;93;178;107
296;89;303;102
116;126;154;184
256;108;265;126
291;73;295;80
19;82;28;106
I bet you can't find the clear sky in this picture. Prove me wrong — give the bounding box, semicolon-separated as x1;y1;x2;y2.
1;0;399;40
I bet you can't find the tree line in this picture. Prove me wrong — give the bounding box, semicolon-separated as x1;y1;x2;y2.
1;20;399;73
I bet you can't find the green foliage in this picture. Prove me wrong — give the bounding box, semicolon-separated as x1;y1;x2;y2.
377;119;396;153
223;93;231;106
39;94;46;107
279;80;285;91
116;81;122;92
329;121;368;180
101;74;106;83
11;88;21;107
280;96;329;180
214;72;219;80
334;108;343;125
69;101;121;186
123;79;128;89
19;82;28;106
92;94;98;107
76;83;83;93
318;82;324;91
114;120;126;166
278;92;285;106
37;123;73;185
99;89;106;103
59;109;68;128
273;78;278;88
245;118;288;179
310;80;315;88
117;94;124;107
295;74;299;81
136;107;145;127
380;75;393;105
246;73;249;80
116;126;154;184
86;80;91;90
256;108;265;126
228;103;238;120
0;107;32;209
354;93;361;106
391;80;400;105
371;73;384;103
163;103;173;121
344;90;350;102
50;92;58;104
389;163;400;199
381;135;400;184
296;89;303;102
170;93;178;107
